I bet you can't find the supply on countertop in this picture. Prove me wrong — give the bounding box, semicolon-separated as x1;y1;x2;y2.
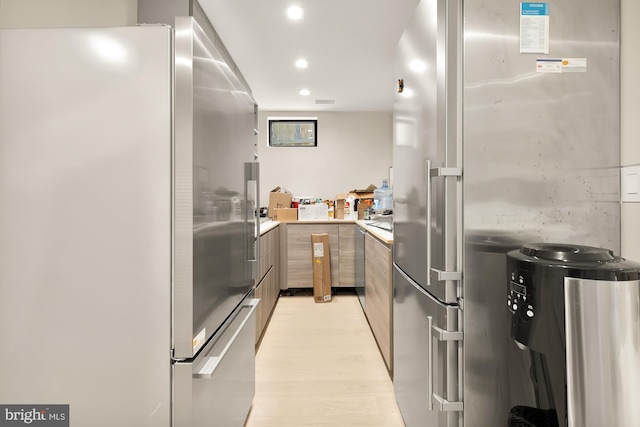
373;179;393;212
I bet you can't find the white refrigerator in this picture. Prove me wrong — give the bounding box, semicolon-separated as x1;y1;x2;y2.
0;17;259;427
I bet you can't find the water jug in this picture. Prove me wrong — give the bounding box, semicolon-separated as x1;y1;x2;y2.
373;179;393;212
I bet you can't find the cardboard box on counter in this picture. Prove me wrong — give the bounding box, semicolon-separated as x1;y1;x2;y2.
311;233;332;303
273;207;297;222
334;193;358;220
298;204;329;221
357;199;376;220
268;186;292;218
350;185;376;219
350;184;376;200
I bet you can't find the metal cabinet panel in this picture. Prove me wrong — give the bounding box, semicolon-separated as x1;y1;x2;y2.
355;226;367;309
565;278;640;427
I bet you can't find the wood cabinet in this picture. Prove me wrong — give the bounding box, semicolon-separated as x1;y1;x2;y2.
364;231;393;373
255;225;280;344
286;224;339;288
338;224;356;287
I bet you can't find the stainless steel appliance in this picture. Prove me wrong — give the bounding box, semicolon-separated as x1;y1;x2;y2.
392;0;622;425
0;12;259;427
355;226;367;309
507;243;640;427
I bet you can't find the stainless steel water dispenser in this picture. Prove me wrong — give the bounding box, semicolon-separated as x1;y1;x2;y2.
506;243;640;427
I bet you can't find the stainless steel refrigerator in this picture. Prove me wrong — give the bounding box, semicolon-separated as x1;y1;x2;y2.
392;0;621;426
0;15;259;427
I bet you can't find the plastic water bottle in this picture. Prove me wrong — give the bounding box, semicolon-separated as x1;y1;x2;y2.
373;179;393;212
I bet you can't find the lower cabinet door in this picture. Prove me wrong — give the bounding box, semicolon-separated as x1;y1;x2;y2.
364;233;393;371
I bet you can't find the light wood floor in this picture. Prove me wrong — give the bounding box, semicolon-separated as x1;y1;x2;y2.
245;293;405;427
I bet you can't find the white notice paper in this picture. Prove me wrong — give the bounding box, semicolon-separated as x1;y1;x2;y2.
313;242;324;258
536;58;587;73
520;3;549;54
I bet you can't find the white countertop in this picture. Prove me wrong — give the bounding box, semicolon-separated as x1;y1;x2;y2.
356;220;394;245
259;219;280;235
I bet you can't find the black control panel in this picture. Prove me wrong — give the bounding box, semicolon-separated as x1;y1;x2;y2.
508;270;535;319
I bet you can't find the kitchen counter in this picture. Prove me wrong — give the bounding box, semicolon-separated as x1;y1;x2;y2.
356;220;393;245
259;219;280;235
261;219;393;244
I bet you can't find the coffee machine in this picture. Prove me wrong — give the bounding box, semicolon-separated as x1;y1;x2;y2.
506;243;640;427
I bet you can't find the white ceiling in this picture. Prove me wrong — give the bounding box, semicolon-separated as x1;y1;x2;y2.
199;0;420;112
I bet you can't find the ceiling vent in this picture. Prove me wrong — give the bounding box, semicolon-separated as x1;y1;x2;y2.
315;99;336;105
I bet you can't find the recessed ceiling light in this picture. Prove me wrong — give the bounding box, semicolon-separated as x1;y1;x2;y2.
299;89;311;96
287;6;303;20
295;59;308;69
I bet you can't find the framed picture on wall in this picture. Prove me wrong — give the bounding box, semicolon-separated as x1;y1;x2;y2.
268;118;317;147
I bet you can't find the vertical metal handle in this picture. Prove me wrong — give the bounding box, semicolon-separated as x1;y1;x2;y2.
430;325;464;412
428;167;462;288
426;159;432;287
427;315;434;410
244;162;260;280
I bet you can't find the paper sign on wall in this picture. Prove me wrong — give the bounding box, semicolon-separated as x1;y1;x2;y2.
520;2;549;54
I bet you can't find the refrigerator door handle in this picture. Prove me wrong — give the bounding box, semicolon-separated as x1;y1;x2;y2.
430;268;462;282
432;394;464;412
429;167;462;285
430;324;464;412
426;159;432;287
430;167;462;178
245;162;260;280
193;299;259;379
427;315;434;411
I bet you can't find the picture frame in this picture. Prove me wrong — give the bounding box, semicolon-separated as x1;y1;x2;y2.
268;118;317;147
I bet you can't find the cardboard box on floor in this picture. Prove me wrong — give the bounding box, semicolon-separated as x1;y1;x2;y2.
311;233;332;303
268;187;292;219
273;207;297;222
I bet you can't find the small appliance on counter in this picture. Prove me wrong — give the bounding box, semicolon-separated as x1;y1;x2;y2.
367;213;394;232
506;243;640;427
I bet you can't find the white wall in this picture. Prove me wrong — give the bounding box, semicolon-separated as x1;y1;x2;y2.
0;0;136;28
257;111;392;205
621;0;640;261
